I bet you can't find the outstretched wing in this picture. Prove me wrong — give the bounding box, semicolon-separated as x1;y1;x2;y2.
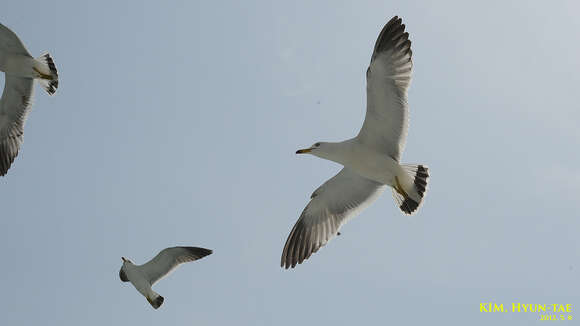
357;16;413;161
0;75;34;176
0;23;31;56
281;168;386;269
140;246;212;285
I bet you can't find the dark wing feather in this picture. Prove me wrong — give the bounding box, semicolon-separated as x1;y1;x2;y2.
0;75;34;176
140;246;212;285
281;169;385;269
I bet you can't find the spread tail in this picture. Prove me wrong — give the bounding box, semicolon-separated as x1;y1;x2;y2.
392;164;429;215
147;293;164;309
33;53;59;95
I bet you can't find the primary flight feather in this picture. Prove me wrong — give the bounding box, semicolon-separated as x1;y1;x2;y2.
281;16;430;269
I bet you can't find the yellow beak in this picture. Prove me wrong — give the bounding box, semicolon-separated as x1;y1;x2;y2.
296;148;312;154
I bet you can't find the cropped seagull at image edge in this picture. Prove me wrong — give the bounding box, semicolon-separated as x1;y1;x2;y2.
281;16;429;269
119;246;212;309
0;23;59;176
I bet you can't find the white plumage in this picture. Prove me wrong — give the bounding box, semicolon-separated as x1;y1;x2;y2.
281;16;430;269
119;246;212;309
0;23;58;176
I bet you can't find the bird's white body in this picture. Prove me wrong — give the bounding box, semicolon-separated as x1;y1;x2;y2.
316;139;405;185
122;261;160;303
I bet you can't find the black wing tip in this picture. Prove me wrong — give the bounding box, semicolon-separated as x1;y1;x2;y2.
181;246;213;258
0;141;20;176
280;255;302;269
280;259;293;269
388;15;401;25
281;216;329;269
281;219;306;269
281;246;320;269
372;15;412;60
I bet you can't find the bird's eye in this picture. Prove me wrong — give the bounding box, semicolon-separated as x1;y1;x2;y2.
314;142;321;147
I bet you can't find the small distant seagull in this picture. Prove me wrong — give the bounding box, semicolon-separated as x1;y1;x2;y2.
0;23;58;176
281;16;429;269
119;246;212;309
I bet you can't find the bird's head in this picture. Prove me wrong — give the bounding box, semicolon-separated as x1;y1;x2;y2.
119;267;129;282
296;142;339;161
119;257;131;282
296;142;326;156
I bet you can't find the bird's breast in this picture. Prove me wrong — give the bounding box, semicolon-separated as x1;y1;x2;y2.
344;149;400;185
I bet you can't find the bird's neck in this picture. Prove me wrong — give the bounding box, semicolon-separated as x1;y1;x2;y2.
316;140;353;165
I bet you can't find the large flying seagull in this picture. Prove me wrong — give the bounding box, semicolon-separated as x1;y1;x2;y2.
282;16;429;269
0;23;58;176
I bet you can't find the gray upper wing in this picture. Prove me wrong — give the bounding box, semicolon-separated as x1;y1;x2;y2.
281;168;386;269
356;16;413;161
140;246;212;285
0;75;34;176
0;24;31;56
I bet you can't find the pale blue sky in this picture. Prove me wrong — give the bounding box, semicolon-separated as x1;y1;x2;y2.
0;0;578;325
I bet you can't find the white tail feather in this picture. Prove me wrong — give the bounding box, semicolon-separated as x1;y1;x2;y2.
393;164;429;215
34;53;58;95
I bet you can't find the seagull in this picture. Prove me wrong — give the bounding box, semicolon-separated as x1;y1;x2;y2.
119;246;212;309
0;23;58;176
281;16;429;269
